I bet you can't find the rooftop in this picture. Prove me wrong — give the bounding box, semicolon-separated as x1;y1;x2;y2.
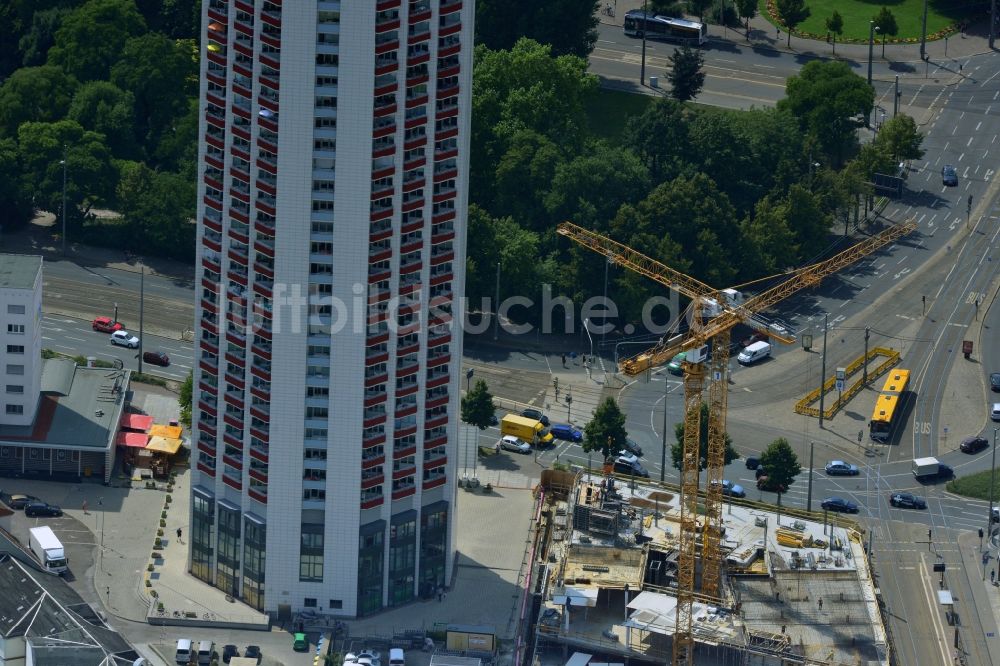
0;553;138;666
0;253;42;290
0;359;128;450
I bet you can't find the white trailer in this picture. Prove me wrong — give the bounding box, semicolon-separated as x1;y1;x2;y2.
29;526;68;574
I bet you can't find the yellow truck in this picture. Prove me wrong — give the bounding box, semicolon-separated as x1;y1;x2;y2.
500;414;554;447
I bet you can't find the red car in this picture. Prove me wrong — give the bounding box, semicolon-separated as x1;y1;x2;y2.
92;316;124;333
142;351;170;367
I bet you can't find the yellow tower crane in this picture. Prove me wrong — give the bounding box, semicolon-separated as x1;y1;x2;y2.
557;218;916;665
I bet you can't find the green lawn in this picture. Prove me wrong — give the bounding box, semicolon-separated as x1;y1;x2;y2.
761;0;971;43
946;468;1000;501
585;88;655;143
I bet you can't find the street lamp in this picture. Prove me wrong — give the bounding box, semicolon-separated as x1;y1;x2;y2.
919;0;929;60
640;0;648;86
60;146;68;256
868;21;880;86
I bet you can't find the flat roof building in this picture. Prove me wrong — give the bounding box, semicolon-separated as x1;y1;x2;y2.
0;254;43;427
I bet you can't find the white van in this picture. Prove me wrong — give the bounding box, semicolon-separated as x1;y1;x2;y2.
175;639;193;664
992;403;1000;421
737;341;771;365
389;649;406;666
197;640;214;665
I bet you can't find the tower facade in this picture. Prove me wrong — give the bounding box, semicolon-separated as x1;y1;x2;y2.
190;0;471;616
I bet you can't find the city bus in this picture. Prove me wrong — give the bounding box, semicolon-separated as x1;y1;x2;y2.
623;10;708;46
869;369;910;443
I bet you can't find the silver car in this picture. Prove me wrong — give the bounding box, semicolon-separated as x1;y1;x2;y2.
500;436;531;454
110;330;140;348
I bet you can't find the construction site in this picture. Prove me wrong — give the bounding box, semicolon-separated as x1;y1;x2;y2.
528;470;889;666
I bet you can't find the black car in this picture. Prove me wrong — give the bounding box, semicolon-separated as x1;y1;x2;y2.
613;460;650;478
623;438;644;458
960;436;989;454
745;456;760;470
941;164;958;186
754;466;768;479
1;492;40;509
520;408;550;427
142;351;170;366
25;502;63;517
890;492;927;509
821;497;859;513
222;645;239;664
244;645;262;664
991;372;1000;392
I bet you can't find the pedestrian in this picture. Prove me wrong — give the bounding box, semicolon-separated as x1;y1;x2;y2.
176;527;183;542
561;353;567;368
992;569;996;584
437;586;443;602
818;598;823;610
82;500;89;515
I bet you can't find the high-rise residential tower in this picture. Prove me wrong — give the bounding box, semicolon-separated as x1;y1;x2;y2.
190;0;471;616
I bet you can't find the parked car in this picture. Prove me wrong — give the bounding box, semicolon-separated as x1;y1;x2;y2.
550;423;582;442
717;480;745;498
991;372;1000;392
244;645;262;663
221;645;239;664
623;438;644;457
499;435;531;454
612;457;649;478
616;451;640;466
142;351;170;366
741;332;769;349
993;403;1000;421
941;164;958;186
25;502;63;517
1;492;40;509
91;316;123;333
292;633;308;652
109;330;140;348
667;352;686;375
520;408;550;427
754;466;768;479
890;492;927;509
825;460;859;476
744;456;761;470
821;497;859;513
960;436;989;454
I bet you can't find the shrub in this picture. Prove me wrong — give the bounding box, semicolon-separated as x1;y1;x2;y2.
166;494;172;503
154;537;162;548
145;579;152;587
147;564;154;572
161;510;167;519
159;519;166;527
157;528;164;537
150;589;158;598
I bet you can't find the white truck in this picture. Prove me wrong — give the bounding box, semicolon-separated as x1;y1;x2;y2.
29;526;68;574
912;456;953;481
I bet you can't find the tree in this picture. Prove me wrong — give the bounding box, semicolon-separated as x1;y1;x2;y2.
68;81;137;158
543;142;651;231
756;438;801;503
19;7;71;67
583;397;628;460
135;0;200;39
775;0;810;48
825;11;843;56
111;32;196;155
47;0;147;82
17;120;117;223
670;403;739;470
874;114;925;162
115;161;196;260
463;206;546;312
735;0;757;33
471;39;597;204
492;129;562;226
178;370;193;427
650;0;685;14
666;46;706;102
461;379;496;452
873;7;898;58
622;98;691;183
778;60;874;167
687;0;713;22
474;0;599;58
0;65;77;136
0;137;34;227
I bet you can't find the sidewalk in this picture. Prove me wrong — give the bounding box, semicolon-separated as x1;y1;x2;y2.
956;529;1000;665
599;0;994;81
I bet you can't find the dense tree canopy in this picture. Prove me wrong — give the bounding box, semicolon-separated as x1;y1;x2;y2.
47;0;147;82
779;60;874;166
67;81;136;157
0;65;78;135
474;0;599;58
